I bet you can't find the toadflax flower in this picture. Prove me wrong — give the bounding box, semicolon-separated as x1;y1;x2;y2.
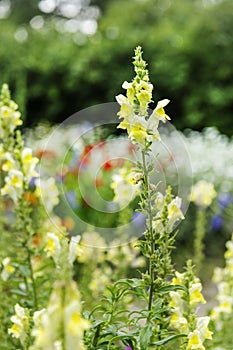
153;189;184;233
111;167;140;208
189;180;216;208
8;303;30;344
35;177;59;212
1;169;24;203
0;84;22;139
187;316;212;350
44;232;61;264
115;46;170;149
31;281;89;350
169;261;212;349
0;257;15;281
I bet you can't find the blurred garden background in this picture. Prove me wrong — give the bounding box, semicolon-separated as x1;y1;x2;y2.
0;0;233;133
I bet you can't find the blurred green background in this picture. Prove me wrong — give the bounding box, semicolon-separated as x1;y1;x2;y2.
0;0;232;134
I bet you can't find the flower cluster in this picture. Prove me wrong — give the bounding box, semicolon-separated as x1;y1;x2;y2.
116;46;170;148
0;84;22;139
0;85;39;204
190;180;216;208
153;187;184;233
169;261;212;349
31;281;89;350
8;304;30;347
111;166;141;208
35;177;59;213
211;234;233;331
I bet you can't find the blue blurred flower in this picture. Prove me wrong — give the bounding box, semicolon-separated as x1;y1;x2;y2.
66;190;79;209
218;193;232;209
132;212;146;227
211;215;223;231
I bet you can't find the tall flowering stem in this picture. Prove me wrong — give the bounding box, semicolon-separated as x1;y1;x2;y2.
116;47;184;323
190;180;216;275
0;85;41;310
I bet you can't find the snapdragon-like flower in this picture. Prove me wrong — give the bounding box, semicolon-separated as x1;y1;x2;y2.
44;232;62;264
111;167;140;208
189;282;206;306
68;235;82;264
211;234;233;331
187;317;212;350
8;304;30;344
116;46;170;149
1;169;24;203
169;262;212;349
0;257;15;281
152;190;184;233
21;147;39;180
35;177;59;212
190;180;216;208
0;84;22;138
31;281;89;350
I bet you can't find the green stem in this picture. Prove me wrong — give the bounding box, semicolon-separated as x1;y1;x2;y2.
193;208;206;275
26;246;38;310
141;150;154;313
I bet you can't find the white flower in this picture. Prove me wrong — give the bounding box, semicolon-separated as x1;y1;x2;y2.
68;235;82;264
190;180;216;208
111;169;140;208
196;316;212;340
1;169;23;203
44;232;61;263
35;177;59;212
1;257;15;281
21;147;38;180
166;196;184;232
8;304;29;343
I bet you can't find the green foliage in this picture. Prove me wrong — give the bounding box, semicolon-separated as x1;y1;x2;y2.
0;0;233;134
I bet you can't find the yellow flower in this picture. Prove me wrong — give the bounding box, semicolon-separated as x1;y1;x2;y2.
1;257;15;281
8;304;30;343
111;168;140;208
122;81;135;104
1;169;23;203
196;316;212;340
189;180;216;208
2;152;15;171
129;122;148;146
167;196;184;232
150;99;170;122
172;271;185;285
44;232;61;263
189;282;206;306
21;147;39;180
187;330;205;350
